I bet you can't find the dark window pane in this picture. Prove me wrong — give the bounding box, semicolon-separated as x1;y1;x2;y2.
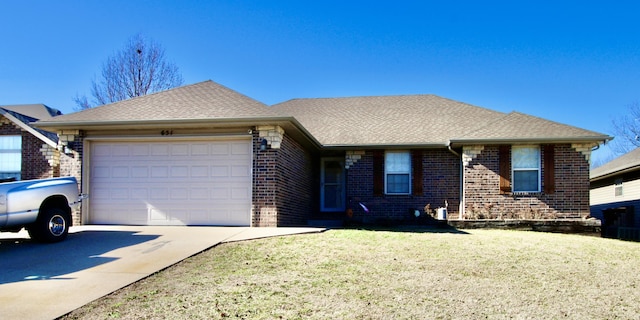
514;170;539;192
387;174;410;194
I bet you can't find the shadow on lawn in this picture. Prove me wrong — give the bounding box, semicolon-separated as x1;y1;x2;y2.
343;221;470;234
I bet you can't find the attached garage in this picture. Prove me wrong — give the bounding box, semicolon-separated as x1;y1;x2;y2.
87;138;252;226
35;80;317;227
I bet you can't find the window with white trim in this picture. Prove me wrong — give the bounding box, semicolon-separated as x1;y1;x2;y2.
512;146;540;192
385;151;411;194
0;136;21;180
615;178;623;197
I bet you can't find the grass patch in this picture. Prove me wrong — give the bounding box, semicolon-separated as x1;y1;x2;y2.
62;228;640;319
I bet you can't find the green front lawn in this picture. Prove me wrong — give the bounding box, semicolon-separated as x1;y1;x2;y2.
62;228;640;319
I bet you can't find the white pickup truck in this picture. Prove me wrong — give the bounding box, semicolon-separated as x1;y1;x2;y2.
0;177;83;243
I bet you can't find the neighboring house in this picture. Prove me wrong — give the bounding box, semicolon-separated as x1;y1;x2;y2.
0;104;75;181
590;148;640;240
35;80;611;227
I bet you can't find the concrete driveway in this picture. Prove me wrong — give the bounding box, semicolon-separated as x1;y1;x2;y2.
0;225;324;320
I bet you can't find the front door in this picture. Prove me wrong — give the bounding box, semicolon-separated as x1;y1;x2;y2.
321;158;346;211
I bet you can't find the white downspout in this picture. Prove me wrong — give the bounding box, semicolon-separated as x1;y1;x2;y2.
447;145;464;220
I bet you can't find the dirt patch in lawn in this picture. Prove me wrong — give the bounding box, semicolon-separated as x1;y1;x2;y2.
61;228;640;319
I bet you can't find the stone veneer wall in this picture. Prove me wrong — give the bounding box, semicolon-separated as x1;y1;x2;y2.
463;144;591;219
58;131;83;183
346;149;460;224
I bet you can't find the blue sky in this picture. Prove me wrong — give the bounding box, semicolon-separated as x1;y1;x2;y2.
1;1;639;164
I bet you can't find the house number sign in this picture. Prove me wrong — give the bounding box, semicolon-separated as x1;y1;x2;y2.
161;130;174;136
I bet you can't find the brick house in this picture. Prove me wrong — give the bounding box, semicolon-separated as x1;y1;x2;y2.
590;148;640;240
0;104;76;181
36;80;610;227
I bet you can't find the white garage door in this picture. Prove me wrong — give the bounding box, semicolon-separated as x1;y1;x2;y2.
88;139;252;226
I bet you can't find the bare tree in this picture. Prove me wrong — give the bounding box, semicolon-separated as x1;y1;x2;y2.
75;34;183;109
611;101;640;155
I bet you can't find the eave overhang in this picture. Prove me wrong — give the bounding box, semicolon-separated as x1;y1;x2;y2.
448;135;612;148
319;143;448;150
34;116;324;152
590;165;640;182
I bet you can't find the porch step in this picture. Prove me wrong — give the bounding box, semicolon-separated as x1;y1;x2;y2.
307;219;344;228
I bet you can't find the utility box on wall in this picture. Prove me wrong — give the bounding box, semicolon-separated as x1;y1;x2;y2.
437;208;447;220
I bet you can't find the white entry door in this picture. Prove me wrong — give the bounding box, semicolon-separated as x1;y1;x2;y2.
88;138;252;226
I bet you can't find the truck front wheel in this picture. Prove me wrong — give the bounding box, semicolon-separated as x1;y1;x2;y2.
27;207;71;243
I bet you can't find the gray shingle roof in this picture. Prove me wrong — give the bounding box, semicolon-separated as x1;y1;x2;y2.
454;112;608;143
35;79;610;148
591;147;640;180
38;80;274;125
271;95;609;146
0;105;60;144
271;95;504;146
0;104;62;120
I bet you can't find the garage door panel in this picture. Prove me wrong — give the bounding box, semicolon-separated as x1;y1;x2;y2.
231;186;250;200
89;139;252;226
231;165;250;177
131;144;149;156
211;144;229;155
170;188;189;200
190;166;209;178
171;144;189;156
231;141;250;154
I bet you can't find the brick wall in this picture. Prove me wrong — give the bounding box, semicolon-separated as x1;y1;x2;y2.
59;134;83;182
60;133;84;225
252;132;278;226
0;119;56;180
275;134;316;226
464;144;590;219
251;131;316;227
21;133;54;179
1;117;84;225
346;149;460;224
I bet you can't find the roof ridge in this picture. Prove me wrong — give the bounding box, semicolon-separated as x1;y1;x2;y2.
272;94;440;106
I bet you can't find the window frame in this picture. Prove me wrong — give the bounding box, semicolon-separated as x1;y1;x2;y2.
0;135;22;180
320;157;346;211
614;178;623;197
384;150;411;195
511;145;541;193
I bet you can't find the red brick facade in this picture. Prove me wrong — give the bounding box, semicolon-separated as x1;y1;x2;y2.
463;144;590;219
0;119;55;180
252;132;278;226
51;129;594;227
252;131;316;227
59;133;83;184
345;149;461;224
1;117;83;225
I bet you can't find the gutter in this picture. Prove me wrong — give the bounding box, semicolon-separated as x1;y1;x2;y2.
34;115;326;152
33;116;298;130
449;136;613;147
320;143;448;150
